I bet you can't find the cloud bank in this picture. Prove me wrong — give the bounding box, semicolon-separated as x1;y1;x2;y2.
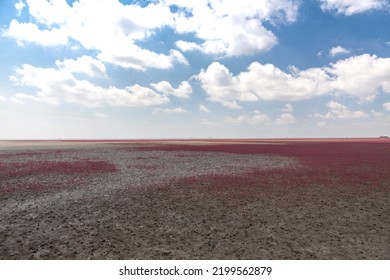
4;0;301;70
197;54;390;107
320;0;389;15
10;59;195;107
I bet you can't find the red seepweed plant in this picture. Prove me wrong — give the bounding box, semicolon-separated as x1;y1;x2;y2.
139;140;390;197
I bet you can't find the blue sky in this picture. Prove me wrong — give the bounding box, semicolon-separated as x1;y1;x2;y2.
1;0;390;139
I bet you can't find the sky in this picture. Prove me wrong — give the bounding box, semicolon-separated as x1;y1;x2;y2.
0;0;390;139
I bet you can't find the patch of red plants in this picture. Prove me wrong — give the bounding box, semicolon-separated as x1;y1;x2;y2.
0;159;117;178
143;141;390;197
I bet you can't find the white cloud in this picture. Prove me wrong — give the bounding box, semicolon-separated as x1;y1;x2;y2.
383;102;390;111
5;19;68;46
320;0;389;15
55;56;106;77
64;0;180;71
175;20;277;57
282;103;293;112
199;104;210;112
15;0;26;16
170;49;189;66
329;45;350;57
224;110;270;125
197;61;328;107
2;0;305;75
175;41;202;52
4;0;187;71
325;54;390;102
196;62;258;108
315;100;368;119
26;0;72;25
275;113;296;125
171;0;299;56
370;110;384;117
150;80;192;98
197;54;390;107
0;93;24;104
97;48;188;71
153;107;188;114
11;63;169;107
4;0;301;69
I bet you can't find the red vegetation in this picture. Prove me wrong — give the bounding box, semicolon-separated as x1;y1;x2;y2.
0;159;117;178
142;141;390;196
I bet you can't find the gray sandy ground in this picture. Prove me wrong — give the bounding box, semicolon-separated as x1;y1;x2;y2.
0;142;389;259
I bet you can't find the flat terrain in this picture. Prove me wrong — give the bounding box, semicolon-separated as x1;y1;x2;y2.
0;139;389;259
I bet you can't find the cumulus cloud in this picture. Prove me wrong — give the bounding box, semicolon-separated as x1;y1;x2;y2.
197;54;390;108
175;20;277;57
25;0;72;25
196;62;257;108
5;19;68;46
224;110;270;125
282;103;293;112
171;0;299;56
97;48;188;71
199;104;210;112
383;102;390;111
150;80;192;98
371;110;384;117
314;100;368;119
10;63;169;107
329;46;350;57
4;0;187;70
4;0;301;64
197;61;328;107
275;113;296;125
320;0;389;15
55;56;106;77
15;0;25;16
325;54;390;102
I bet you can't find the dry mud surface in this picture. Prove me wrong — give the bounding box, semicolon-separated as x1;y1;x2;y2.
0;140;389;259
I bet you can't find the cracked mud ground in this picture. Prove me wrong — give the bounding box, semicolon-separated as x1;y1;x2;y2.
1;141;389;259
